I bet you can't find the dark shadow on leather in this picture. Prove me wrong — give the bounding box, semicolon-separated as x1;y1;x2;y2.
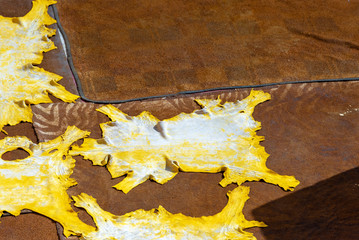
252;167;359;240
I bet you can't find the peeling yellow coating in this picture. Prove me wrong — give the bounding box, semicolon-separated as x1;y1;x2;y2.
71;90;300;193
0;126;95;237
0;0;78;130
73;186;266;240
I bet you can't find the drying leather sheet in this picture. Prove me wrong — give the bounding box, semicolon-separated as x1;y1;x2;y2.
1;0;358;239
0;123;59;240
0;1;77;238
32;81;359;239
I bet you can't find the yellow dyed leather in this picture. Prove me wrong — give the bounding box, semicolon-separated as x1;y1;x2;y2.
73;186;266;240
71;90;299;193
0;0;78;131
0;126;94;237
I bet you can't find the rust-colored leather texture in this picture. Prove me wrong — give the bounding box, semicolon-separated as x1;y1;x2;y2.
56;0;359;101
1;0;359;239
32;81;359;240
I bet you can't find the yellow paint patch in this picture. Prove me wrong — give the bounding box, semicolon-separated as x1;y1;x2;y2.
0;0;78;130
0;126;94;237
73;186;266;240
71;90;299;193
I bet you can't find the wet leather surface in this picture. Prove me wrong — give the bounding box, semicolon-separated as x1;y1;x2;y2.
56;0;359;101
32;80;359;240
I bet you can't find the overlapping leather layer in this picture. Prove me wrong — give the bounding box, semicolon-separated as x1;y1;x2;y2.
56;0;359;100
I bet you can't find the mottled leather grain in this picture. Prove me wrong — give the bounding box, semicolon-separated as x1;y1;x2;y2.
56;0;359;101
0;213;58;240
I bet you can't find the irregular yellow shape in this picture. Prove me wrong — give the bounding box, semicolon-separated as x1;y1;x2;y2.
0;126;95;237
71;90;300;193
0;0;78;130
73;186;266;240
